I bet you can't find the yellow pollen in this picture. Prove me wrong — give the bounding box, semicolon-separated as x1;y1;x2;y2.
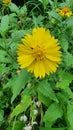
32;46;45;61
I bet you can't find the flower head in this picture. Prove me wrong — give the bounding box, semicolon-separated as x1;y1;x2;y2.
3;0;11;4
20;115;27;122
17;27;62;78
56;6;72;17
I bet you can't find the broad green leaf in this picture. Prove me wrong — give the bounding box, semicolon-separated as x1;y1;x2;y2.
11;69;32;103
9;3;19;13
0;15;9;36
11;95;31;118
56;70;73;89
67;102;73;129
37;80;58;102
43;102;63;125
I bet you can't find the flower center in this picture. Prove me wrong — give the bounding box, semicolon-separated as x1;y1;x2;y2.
32;46;45;61
62;7;69;13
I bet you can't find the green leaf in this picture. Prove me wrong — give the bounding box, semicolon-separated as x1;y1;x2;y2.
12;121;24;130
0;49;12;63
23;85;35;96
0;109;4;122
66;16;73;28
47;10;61;20
67;102;73;129
32;15;44;27
9;3;19;13
56;70;73;98
0;50;7;62
0;15;9;36
11;95;31;118
6;127;12;130
40;127;66;130
64;87;73;99
63;52;73;67
39;0;51;9
11;69;32;103
37;80;58;103
19;5;27;15
56;70;73;89
57;91;69;104
11;30;27;42
59;38;69;52
43;102;63;125
38;91;51;107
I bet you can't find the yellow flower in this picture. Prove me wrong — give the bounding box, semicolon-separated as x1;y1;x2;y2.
56;6;72;17
17;27;62;78
3;0;11;4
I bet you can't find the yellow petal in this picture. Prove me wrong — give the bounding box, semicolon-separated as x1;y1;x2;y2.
17;55;35;68
34;61;45;78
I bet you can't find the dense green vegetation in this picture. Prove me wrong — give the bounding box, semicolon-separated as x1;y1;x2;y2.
0;0;73;130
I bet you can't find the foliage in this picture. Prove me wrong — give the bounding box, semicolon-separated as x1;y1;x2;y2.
0;0;73;130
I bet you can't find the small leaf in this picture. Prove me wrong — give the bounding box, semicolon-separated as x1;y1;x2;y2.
11;95;31;118
19;5;27;15
0;15;9;36
32;15;44;27
38;0;51;9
